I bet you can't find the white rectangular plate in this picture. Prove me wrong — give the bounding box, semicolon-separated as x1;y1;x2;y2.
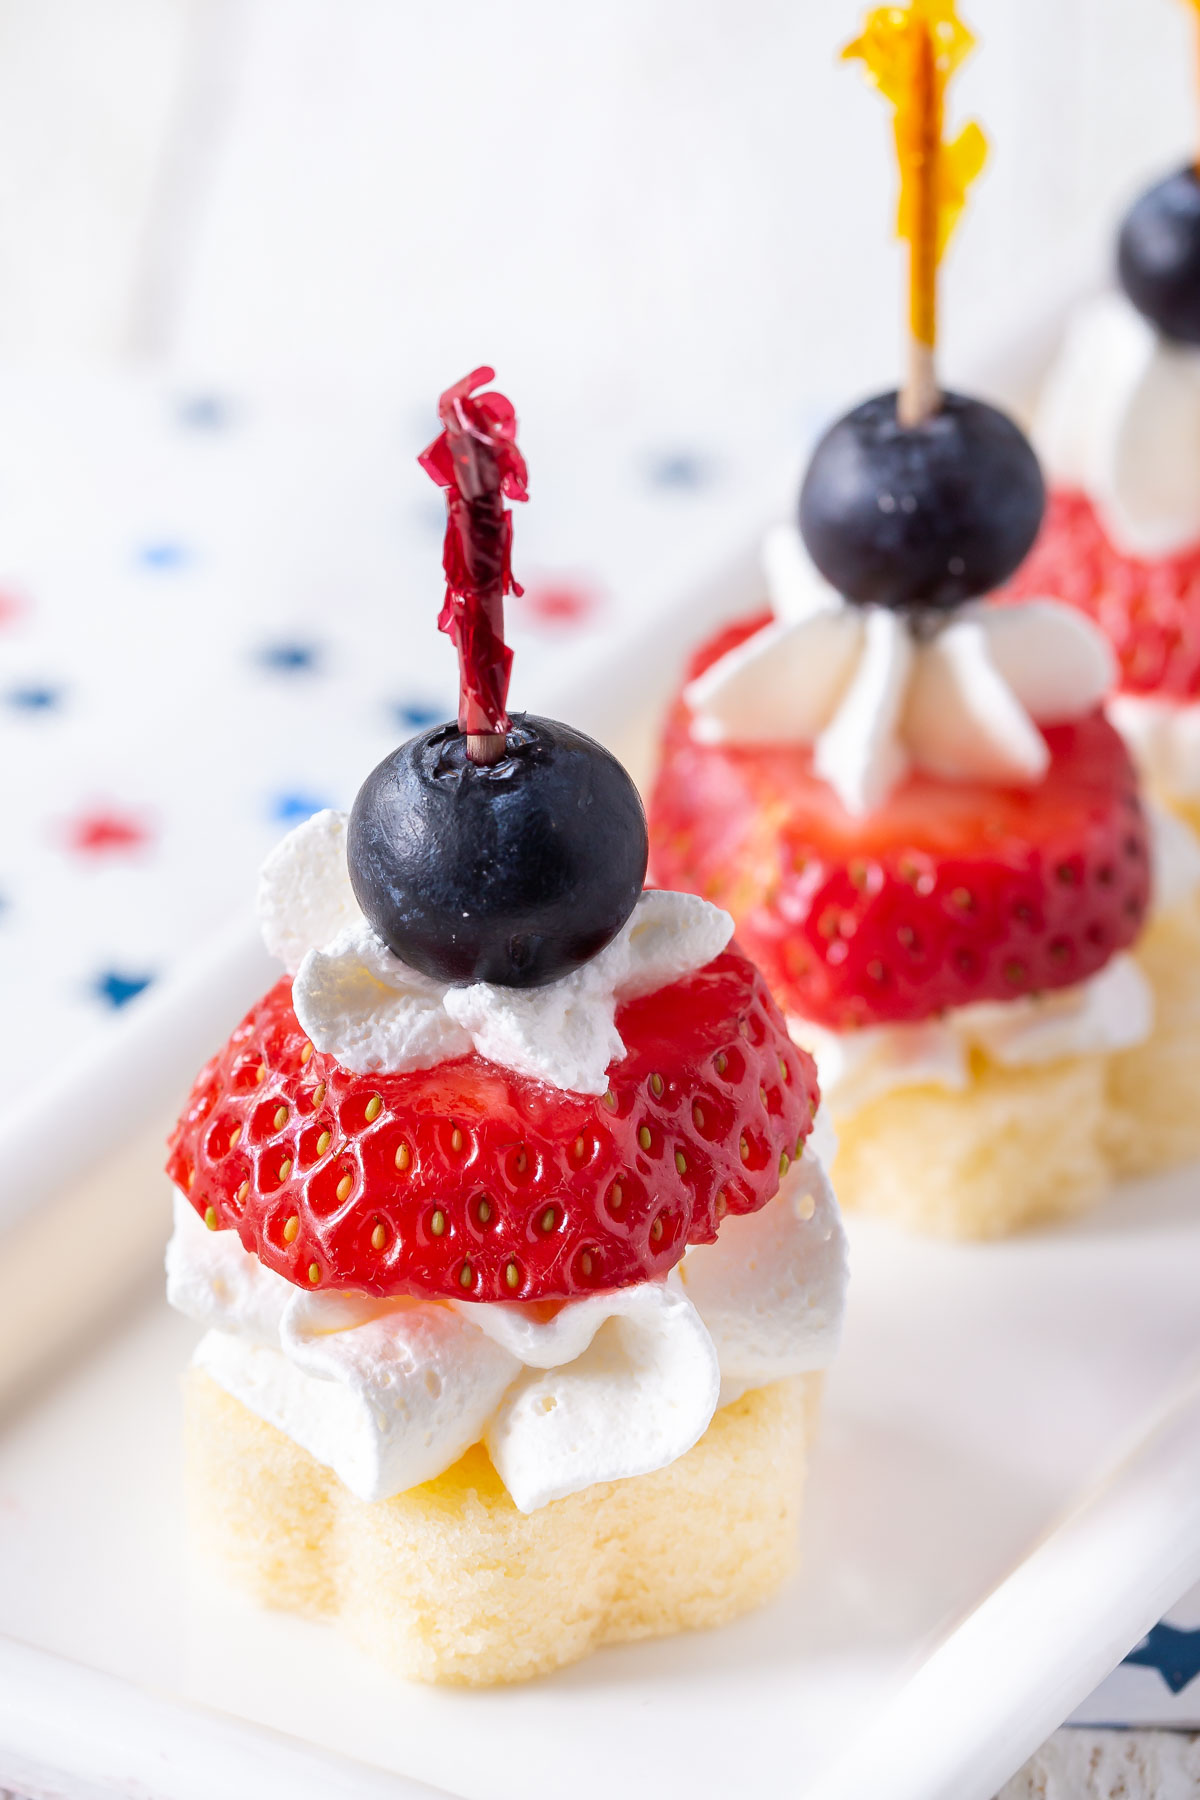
3;298;1200;1800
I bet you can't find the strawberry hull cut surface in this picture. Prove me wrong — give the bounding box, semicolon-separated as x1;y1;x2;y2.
649;615;1152;1031
167;951;818;1303
1006;488;1200;701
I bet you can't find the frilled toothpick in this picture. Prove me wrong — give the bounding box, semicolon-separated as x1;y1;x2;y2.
419;367;529;764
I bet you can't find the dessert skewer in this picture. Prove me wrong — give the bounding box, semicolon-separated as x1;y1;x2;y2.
843;0;985;428
650;1;1199;1236
165;371;847;1683
1010;0;1200;837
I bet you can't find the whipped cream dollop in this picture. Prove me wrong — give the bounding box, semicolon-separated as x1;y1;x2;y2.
258;810;733;1095
1111;693;1200;803
685;525;1115;816
793;954;1151;1119
1037;291;1200;560
168;1146;847;1513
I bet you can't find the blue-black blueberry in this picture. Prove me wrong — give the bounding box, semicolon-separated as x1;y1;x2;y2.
1118;165;1200;346
347;715;649;988
797;389;1045;611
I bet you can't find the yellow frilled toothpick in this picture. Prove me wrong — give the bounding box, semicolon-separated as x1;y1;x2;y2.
844;1;987;425
1184;0;1200;173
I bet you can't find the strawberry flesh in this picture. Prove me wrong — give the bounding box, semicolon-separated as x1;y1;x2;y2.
1006;488;1200;702
649;615;1151;1029
167;949;818;1302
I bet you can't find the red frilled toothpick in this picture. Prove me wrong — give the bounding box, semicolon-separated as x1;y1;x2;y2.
419;367;529;765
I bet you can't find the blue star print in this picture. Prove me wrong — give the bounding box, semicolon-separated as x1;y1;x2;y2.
5;684;60;710
1124;1623;1200;1695
393;698;448;731
137;542;192;571
257;642;320;674
271;791;333;826
175;394;234;430
646;451;712;491
93;970;154;1009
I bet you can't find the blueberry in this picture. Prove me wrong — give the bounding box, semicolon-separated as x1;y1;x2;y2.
1117;165;1200;345
797;390;1045;611
347;715;649;988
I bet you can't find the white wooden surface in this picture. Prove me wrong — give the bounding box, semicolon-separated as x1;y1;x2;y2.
999;1733;1200;1800
0;0;1188;412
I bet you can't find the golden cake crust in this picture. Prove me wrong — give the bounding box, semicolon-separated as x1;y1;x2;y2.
1104;894;1200;1176
826;895;1200;1237
1156;790;1200;844
829;1050;1109;1237
185;1368;820;1686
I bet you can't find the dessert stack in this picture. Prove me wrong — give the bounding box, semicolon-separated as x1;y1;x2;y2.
1005;0;1200;1172
166;369;847;1684
649;0;1199;1235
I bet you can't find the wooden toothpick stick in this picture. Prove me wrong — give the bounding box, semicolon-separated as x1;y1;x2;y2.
1185;0;1200;176
418;368;529;764
899;14;941;425
844;1;987;431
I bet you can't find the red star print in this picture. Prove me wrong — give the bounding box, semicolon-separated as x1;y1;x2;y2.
0;589;26;627
64;808;153;857
517;579;600;627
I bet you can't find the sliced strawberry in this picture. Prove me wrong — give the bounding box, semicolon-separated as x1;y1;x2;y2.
1006;488;1200;701
649;616;1151;1029
167;949;817;1303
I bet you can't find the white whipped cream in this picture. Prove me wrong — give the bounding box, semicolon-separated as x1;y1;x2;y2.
1111;693;1200;805
258;811;733;1095
1036;291;1200;559
790;954;1152;1119
686;525;1115;816
168;1148;847;1513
